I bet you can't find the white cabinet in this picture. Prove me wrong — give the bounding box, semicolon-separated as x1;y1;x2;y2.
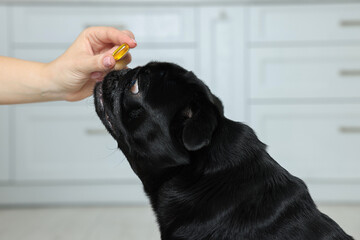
129;48;196;72
251;104;360;201
249;47;360;99
12;6;195;45
251;104;360;181
0;106;10;182
0;5;199;204
13;103;138;181
11;47;196;182
199;7;246;122
0;6;8;56
0;6;9;182
13;49;66;63
248;3;360;202
249;4;360;43
1;2;359;204
14;48;197;71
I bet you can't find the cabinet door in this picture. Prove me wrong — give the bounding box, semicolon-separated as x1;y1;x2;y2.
12;48;196;181
13;48;196;71
13;102;138;181
0;6;9;56
12;6;195;45
199;7;246;122
249;4;360;43
129;48;196;72
0;106;10;182
250;104;360;201
0;6;9;181
249;47;360;99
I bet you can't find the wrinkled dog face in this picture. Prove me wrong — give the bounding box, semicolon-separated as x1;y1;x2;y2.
94;62;223;178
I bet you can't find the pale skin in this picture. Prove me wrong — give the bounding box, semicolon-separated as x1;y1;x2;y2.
0;27;137;104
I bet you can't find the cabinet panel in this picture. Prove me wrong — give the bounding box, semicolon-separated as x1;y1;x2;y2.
199;7;246;122
13;48;64;63
0;184;148;205
129;48;196;72
13;48;196;72
12;48;195;182
250;104;360;181
249;4;360;42
13;102;138;181
0;106;10;182
12;6;195;45
0;6;9;56
250;47;360;99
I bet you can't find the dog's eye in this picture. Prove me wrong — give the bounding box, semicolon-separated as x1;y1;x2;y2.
130;78;139;94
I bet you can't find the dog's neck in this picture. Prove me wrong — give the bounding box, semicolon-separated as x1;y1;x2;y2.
143;118;273;204
144;118;285;239
195;118;267;174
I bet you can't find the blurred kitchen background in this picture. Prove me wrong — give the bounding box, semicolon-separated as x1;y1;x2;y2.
1;0;360;239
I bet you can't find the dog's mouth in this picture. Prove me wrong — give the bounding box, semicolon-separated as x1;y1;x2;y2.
94;81;114;133
94;68;135;136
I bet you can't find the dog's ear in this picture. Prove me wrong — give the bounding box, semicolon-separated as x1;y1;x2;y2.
182;100;218;151
210;94;224;116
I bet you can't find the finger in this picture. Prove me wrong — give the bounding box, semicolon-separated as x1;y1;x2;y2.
81;53;115;73
90;71;105;82
86;27;137;48
88;51;132;73
122;52;132;65
102;45;126;57
122;30;136;41
114;53;132;70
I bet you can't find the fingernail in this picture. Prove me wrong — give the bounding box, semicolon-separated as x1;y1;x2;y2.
103;56;112;68
132;38;137;45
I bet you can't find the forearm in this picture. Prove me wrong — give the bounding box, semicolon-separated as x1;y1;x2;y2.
0;56;61;104
0;28;136;104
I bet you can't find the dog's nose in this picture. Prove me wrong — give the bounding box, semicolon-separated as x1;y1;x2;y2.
118;68;132;77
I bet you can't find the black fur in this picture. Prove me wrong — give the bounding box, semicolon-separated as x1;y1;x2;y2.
94;62;353;240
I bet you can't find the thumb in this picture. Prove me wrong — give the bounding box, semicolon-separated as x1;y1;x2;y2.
83;54;116;73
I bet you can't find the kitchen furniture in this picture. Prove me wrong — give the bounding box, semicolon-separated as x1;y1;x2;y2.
0;1;359;204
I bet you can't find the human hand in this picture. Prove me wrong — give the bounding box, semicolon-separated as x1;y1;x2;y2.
45;27;137;101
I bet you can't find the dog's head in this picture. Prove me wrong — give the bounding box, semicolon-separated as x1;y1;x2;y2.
94;62;223;178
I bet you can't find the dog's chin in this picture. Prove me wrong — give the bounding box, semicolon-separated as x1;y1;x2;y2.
94;81;104;113
94;81;115;135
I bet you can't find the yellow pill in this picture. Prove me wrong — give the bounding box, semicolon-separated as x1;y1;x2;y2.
112;43;130;61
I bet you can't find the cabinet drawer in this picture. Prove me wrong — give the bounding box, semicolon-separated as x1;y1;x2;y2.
13;48;196;72
250;47;360;99
0;106;10;182
199;7;246;122
12;6;195;44
0;6;8;56
129;48;196;72
13;102;138;182
13;48;64;63
250;104;360;181
249;4;360;42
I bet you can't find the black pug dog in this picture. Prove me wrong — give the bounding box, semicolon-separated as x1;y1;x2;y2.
94;62;353;240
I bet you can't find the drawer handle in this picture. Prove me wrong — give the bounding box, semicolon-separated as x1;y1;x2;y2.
340;20;360;27
339;69;360;77
85;128;108;135
84;24;127;30
339;126;360;134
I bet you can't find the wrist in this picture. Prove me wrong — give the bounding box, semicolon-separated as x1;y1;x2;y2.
41;61;68;102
